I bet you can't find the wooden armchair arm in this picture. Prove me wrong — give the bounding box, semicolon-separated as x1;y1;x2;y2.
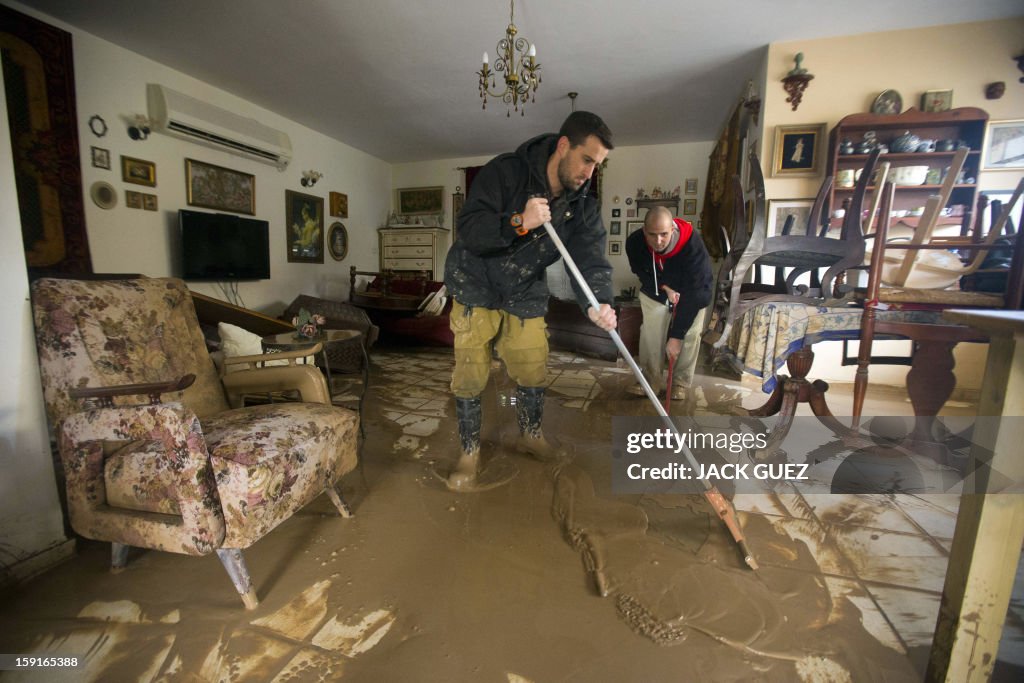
69;374;196;407
221;343;323;371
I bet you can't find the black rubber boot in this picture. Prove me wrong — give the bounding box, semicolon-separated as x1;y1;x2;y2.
514;386;566;462
448;396;482;490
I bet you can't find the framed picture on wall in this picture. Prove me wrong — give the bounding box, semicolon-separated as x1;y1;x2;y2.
766;198;814;236
626;220;644;236
772;123;826;176
91;146;110;170
329;191;348;218
327;221;348;261
609;221;621;235
611;208;621;218
607;240;622;256
397;186;444;215
121;156;156;186
684;178;698;194
982;119;1024;171
185;158;256;215
683;198;697;215
285;190;324;263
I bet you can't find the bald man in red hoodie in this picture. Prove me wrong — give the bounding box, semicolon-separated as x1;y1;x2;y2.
624;206;712;401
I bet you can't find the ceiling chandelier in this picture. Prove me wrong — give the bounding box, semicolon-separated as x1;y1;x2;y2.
477;0;541;117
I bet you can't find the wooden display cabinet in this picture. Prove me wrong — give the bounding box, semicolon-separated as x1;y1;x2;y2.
826;107;988;228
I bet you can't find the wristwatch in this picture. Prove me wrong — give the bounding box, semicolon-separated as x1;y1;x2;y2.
510;212;528;236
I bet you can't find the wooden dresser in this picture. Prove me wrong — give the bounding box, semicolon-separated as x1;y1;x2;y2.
378;226;450;280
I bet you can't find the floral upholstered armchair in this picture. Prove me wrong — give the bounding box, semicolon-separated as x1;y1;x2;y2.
31;277;360;609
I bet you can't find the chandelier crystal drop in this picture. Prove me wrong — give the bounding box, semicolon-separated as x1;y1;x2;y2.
477;0;541;117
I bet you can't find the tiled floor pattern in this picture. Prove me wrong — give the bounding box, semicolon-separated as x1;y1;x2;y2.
366;347;1024;677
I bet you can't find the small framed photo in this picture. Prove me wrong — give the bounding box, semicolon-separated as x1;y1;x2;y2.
626;209;636;218
921;89;953;113
91;146;110;170
609;220;621;235
397;186;444;215
767;198;814;236
125;190;143;209
611;208;621;218
683;198;697;215
329;191;348;218
328;221;348;261
626;220;644;236
982;119;1024;171
142;193;158;211
772;123;826;177
121;156;156;186
684;178;698;194
607;240;622;256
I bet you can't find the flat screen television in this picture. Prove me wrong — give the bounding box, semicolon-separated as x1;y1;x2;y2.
179;209;270;280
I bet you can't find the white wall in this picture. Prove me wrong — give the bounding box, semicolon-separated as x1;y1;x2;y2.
0;59;73;585
28;4;394;314
391;140;715;299
2;2;395;581
759;18;1024;392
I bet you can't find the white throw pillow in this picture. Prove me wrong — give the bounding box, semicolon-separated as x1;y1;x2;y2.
217;322;298;370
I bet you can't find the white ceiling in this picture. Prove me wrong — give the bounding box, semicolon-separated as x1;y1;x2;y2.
16;0;1024;163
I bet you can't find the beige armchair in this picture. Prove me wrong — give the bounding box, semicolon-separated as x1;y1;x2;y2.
31;277;360;608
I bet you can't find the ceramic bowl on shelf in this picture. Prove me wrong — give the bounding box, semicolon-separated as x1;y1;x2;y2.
889;165;929;185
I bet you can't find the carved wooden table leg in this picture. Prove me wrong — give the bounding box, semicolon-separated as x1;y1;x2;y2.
748;347;850;442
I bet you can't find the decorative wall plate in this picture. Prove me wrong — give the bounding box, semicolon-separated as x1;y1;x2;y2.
871;90;903;115
90;181;117;209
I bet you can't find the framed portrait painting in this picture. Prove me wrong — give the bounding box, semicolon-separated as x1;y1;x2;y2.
397;186;444;215
329;191;348;218
772;124;826;176
285;190;324;263
185;159;256;215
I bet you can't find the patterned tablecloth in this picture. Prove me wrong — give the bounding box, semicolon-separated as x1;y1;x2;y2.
723;301;941;393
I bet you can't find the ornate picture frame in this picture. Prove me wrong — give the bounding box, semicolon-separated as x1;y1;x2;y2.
328;221;348;261
772;123;826;177
397;186;444;215
684;178;698;195
285;190;324;264
121;155;156;186
185;158;255;215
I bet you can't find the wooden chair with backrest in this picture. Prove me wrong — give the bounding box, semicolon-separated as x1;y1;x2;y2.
703;148;881;348
852;175;1024;431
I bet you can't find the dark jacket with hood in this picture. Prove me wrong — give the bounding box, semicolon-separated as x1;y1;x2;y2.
444;133;613;319
625;217;712;339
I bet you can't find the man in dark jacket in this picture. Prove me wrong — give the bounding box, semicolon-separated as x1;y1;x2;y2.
443;111;617;490
625;206;712;401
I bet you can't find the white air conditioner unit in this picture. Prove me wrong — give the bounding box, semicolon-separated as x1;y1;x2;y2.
147;84;292;170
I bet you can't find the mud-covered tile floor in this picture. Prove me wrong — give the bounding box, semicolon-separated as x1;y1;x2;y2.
1;347;1022;681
